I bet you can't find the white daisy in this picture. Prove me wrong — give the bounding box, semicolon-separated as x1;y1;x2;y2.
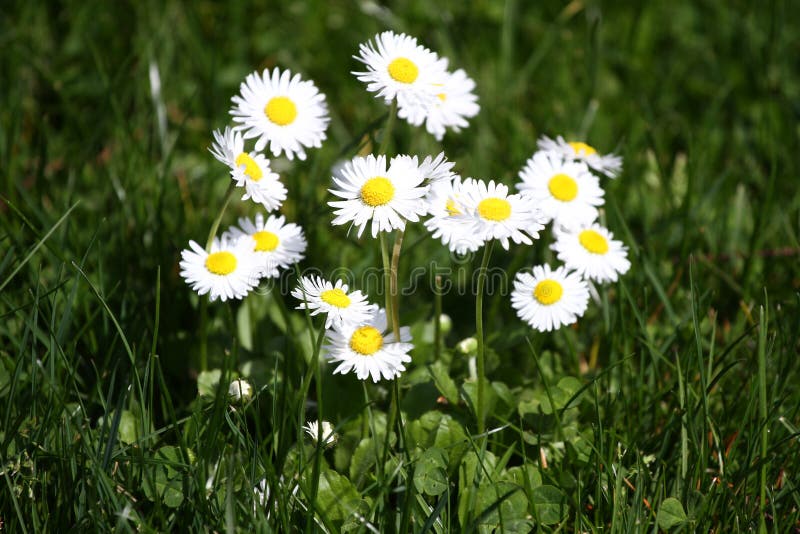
223;214;307;278
423;177;484;254
353;31;447;118
538;135;623;178
516;151;604;228
291;276;377;329
329;154;428;238
209;127;287;211
324;308;413;383
403;67;479;141
418;151;457;187
459;179;547;250
179;237;261;302
551;223;631;283
302;420;338;447
230;68;330;161
228;378;253;404
511;264;590;332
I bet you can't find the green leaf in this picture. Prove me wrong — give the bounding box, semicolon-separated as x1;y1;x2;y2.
429;361;459;405
473;482;531;533
532;485;567;525
197;369;222;397
117;410;139;445
657;497;688;530
413;447;449;496
316;469;366;523
349;438;379;487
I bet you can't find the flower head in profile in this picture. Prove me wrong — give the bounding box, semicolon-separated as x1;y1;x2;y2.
538;135;622;178
424;177;484;254
402;67;479;141
552;223;631;283
291;276;377;329
224;214;306;278
228;378;253;404
324;308;413;382
353;31;447;117
329;154;428;238
511;264;590;332
302;420;338;448
209;127;287;211
230;68;329;161
516;151;604;229
179;237;261;302
459;179;547;250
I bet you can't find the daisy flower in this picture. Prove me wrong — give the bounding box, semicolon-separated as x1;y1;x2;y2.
511;264;590;332
329;154;428;238
459;179;547;250
404;67;479;141
230;68;329;161
324;308;413;383
302;420;338;447
179;237;261;302
551;223;631;283
224;214;307;278
209;127;287;211
291;276;377;329
419;151;457;187
538;135;623;178
228;378;253;404
516;151;604;228
353;31;447;118
423;177;484;254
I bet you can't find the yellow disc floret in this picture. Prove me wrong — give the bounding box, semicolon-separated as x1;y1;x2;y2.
445;199;461;216
235;152;264;181
477;197;512;222
264;96;298;126
578;229;609;254
360;177;395;207
349;326;384;355
387;57;419;84
320;288;351;308
548;174;578;201
252;230;280;252
568;142;597;156
533;279;563;305
205;251;237;275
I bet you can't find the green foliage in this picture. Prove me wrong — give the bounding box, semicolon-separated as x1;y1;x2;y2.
2;0;800;531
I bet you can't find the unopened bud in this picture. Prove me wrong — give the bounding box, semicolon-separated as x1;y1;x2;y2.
438;314;452;334
228;379;253;404
456;337;478;354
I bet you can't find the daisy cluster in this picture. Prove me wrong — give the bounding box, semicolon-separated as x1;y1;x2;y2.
180;67;330;301
292;276;413;383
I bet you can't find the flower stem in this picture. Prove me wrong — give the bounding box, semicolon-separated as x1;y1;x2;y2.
475;240;495;435
434;276;443;362
199;182;238;372
377;99;397;156
389;227;405;340
379;233;392;330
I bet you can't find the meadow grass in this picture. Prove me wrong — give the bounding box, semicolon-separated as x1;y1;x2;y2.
2;0;799;531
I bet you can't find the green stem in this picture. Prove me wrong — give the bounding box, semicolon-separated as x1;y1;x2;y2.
377;99;397;155
758;305;768;534
199;183;238;372
389;227;405;340
475;240;495;435
434;275;443;362
305;327;327;534
379;233;392;330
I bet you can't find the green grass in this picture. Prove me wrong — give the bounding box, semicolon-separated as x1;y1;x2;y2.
2;0;799;531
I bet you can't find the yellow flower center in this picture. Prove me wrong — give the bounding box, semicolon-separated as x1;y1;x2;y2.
568;141;597;156
387;57;419;84
578;229;609;254
320;288;351;308
205;251;237;275
445;199;461;215
548;173;578;201
264;96;298;126
349;326;384;355
252;230;280;252
477;197;512;222
437;93;447;101
235;152;263;181
533;279;563;305
360;177;395;207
